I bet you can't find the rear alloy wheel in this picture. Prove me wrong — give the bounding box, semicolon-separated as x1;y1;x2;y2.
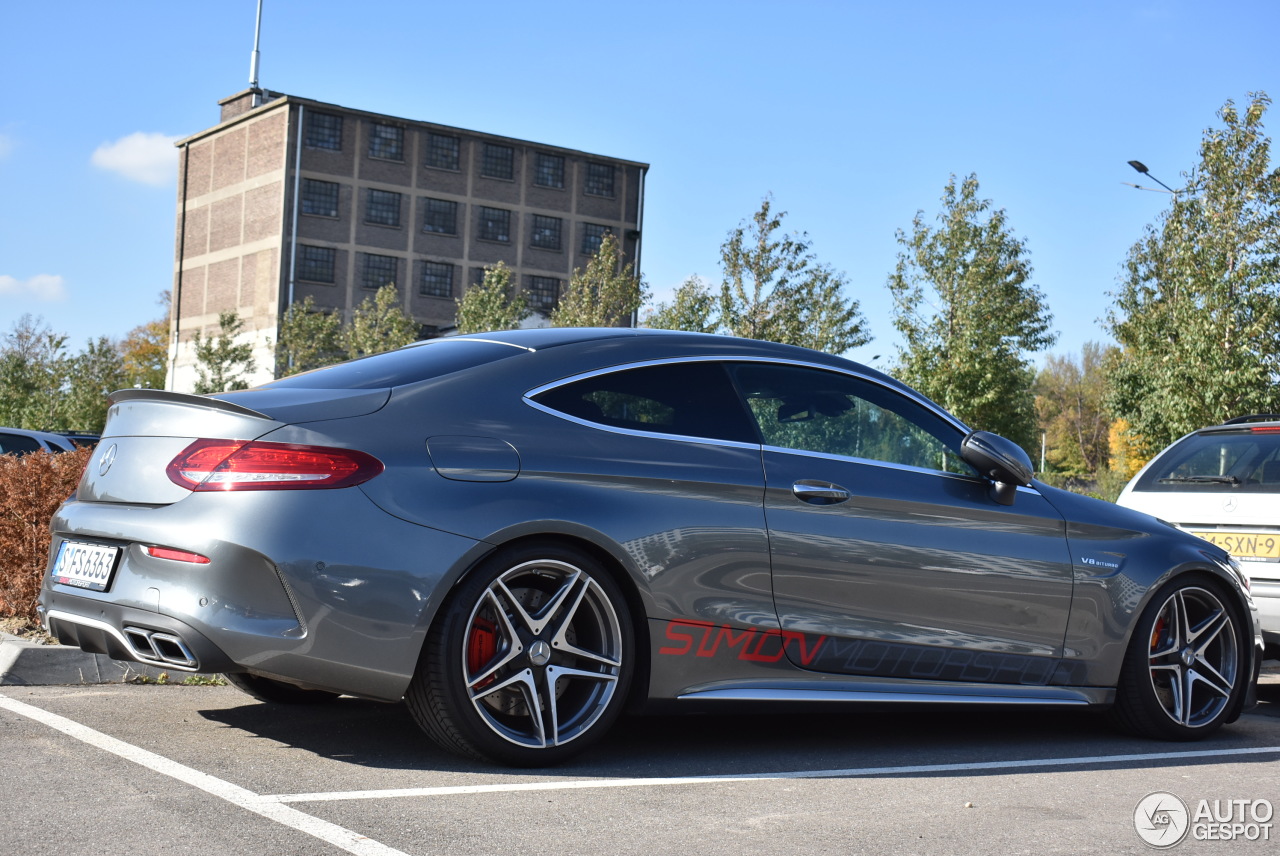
1112;579;1244;739
407;544;633;765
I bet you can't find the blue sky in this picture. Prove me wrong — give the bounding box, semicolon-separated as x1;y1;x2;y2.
1;0;1276;370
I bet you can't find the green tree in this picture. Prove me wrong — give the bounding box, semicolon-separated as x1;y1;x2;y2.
192;311;257;394
120;291;170;390
345;285;419;358
719;196;869;353
646;276;720;334
64;336;128;432
1033;343;1113;474
0;315;68;429
552;233;647;328
888;173;1056;452
454;262;529;334
1106;92;1280;453
276;295;344;376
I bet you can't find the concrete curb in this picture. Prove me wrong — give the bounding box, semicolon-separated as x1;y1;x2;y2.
0;632;169;686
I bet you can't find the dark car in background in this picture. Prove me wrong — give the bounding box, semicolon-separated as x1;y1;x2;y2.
40;329;1263;764
0;427;77;455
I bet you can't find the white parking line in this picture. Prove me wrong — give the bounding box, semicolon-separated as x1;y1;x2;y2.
5;687;1278;850
267;745;1280;803
0;694;410;856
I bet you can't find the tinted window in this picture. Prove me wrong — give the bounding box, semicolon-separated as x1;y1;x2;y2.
0;433;43;455
1134;428;1280;493
731;363;975;475
533;362;757;444
261;340;524;390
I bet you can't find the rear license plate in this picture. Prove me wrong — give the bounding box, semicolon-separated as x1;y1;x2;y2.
52;540;121;592
1190;530;1280;561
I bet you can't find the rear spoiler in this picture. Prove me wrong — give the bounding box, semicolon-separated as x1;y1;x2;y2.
109;389;271;419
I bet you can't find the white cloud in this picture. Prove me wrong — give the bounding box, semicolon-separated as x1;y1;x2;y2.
0;133;13;160
0;274;67;301
91;131;180;185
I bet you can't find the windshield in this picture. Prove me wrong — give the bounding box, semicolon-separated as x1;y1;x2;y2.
1133;428;1280;493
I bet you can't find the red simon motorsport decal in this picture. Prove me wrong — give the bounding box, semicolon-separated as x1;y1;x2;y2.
659;619;827;667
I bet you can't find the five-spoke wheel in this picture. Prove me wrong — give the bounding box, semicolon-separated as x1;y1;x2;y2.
1113;578;1245;739
407;543;633;765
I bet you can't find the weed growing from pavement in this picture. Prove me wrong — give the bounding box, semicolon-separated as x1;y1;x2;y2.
126;672;227;686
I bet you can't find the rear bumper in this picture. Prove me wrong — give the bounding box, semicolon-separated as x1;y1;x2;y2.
39;489;488;700
41;604;235;673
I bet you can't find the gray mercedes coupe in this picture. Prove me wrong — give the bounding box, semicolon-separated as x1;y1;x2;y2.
41;328;1264;765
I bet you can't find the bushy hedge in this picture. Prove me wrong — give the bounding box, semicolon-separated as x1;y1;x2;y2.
0;447;93;624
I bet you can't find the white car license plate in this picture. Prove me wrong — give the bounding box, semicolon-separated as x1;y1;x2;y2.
52;541;120;592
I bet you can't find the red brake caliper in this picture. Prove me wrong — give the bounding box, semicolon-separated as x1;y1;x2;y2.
1151;616;1166;652
467;616;497;688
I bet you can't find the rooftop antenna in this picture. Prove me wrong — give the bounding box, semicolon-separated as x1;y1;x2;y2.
249;0;264;106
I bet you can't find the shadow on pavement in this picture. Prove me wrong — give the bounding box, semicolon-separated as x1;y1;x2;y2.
198;687;1280;778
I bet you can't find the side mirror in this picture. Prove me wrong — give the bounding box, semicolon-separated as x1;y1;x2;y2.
961;431;1033;506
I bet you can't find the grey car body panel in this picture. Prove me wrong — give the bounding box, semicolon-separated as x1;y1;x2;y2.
425;436;521;482
764;450;1075;675
1035;482;1259;686
40;329;1262;718
214;386;393;423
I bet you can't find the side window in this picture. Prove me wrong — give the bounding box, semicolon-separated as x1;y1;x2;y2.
532;362;758;444
0;433;43;455
731;363;975;475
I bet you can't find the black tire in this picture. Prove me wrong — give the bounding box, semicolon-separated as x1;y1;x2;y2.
406;543;634;766
1111;575;1247;740
224;672;341;704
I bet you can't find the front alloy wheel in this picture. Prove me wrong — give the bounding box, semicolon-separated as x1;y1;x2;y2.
408;544;633;765
1113;578;1244;739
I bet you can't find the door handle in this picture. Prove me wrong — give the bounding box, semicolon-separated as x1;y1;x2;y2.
792;480;850;504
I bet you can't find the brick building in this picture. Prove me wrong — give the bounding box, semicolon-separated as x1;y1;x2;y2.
168;88;648;391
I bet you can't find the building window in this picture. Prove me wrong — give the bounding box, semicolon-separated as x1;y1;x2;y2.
301;179;339;217
470;267;488;287
362;253;399;290
422;198;458;235
298;246;336;283
478;207;511;242
481;143;514;180
531;215;562;250
581;223;612;255
426;133;460;170
585;162;615;197
365;189;402;227
535;153;565;188
305;112;343;150
528;276;561;311
420;261;454;298
368;123;404;161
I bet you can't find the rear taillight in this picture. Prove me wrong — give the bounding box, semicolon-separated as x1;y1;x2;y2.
1250;426;1280;433
147;546;211;564
166;439;384;491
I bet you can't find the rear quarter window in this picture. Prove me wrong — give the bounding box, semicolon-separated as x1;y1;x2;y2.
531;361;758;444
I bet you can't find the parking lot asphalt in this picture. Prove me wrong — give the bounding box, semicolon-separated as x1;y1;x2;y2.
2;675;1278;856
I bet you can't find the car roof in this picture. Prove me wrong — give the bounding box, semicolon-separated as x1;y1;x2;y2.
455;326;927;397
1196;414;1280;433
0;426;77;451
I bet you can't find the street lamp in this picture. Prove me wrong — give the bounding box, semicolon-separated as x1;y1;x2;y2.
1124;160;1179;194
